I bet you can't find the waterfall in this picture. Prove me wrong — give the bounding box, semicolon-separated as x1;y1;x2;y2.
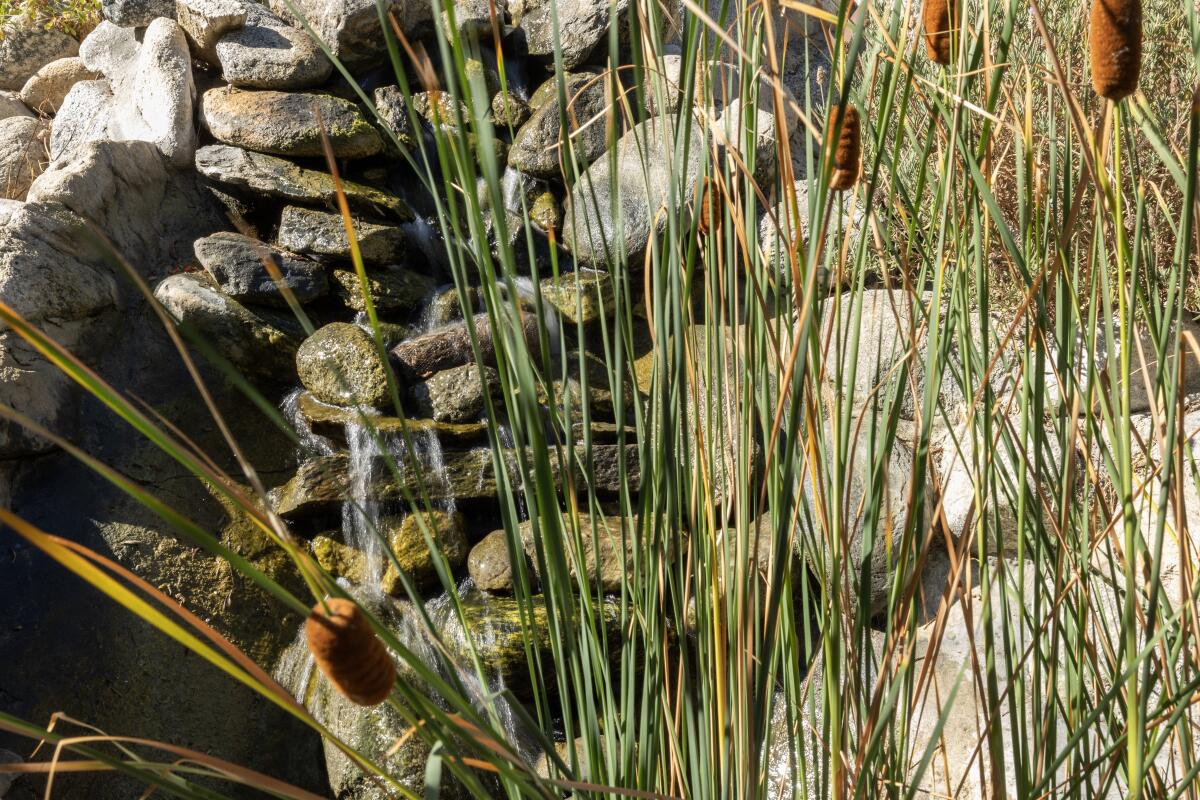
341;418;459;585
273;580;539;776
280;388;335;457
343;419;389;584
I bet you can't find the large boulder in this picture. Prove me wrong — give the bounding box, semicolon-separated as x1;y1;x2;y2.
48;78;113;160
797;421;934;616
0;115;46;200
200;86;383;159
213;2;331;89
28;139;223;271
509;0;628;69
107;18;197;166
0;17;78;91
193;231;328;306
18;55;99;114
154;272;302;380
563;115;705;266
0;202;120;456
268;0;432;71
507;71;613;178
295;322;391;409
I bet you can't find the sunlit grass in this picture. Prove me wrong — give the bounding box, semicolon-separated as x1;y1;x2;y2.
2;0;1200;797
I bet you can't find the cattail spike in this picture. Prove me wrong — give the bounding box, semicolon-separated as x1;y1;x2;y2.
306;598;395;706
828;105;861;193
1090;0;1142;101
697;177;721;237
923;0;955;65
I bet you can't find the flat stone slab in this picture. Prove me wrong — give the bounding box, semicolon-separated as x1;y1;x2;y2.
276;205;407;265
194;144;412;219
201;86;382;159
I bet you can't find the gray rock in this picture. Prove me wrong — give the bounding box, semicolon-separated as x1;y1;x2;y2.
510;0;627;69
200;86;383;159
0;115;46;200
540;270;612;325
0;141;212;456
47;78;112;160
797;423;933;616
155;272;301;379
392;311;540;376
563;115;704;266
176;0;246;55
277;206;406;265
273;443;637;517
18;56;99;113
107;17;195;166
817;289;934;420
379;510;469;594
758;179;860;290
467;529;522;592
269;0;431;72
0;202;119;456
194;144;412;219
193;231;328;306
0;89;32;120
441;0;505;38
295;321;391;408
508;71;611;178
372;84;418;148
276;591;470;800
411;89;467;131
102;0;175;26
214;3;331;89
491;89;529;127
77;21;139;81
1045;317;1200;415
330;266;435;314
409;363;499;423
0;17;79;91
28;139;223;271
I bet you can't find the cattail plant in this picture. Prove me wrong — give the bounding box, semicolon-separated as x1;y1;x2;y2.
923;0;955;65
306;598;395;706
1090;0;1142;100
828;104;861;191
696;176;722;236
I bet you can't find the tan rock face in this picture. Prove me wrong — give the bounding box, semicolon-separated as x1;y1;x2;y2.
200;86;383;159
0;116;46;200
18;56;99;114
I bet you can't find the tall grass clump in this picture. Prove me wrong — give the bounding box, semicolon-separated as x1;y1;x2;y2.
2;0;1200;798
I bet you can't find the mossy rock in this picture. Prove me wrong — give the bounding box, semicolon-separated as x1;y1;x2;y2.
380;510;469;595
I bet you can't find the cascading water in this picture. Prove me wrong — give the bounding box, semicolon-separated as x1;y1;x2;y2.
273;579;539;794
341;418;458;585
280;388;335;457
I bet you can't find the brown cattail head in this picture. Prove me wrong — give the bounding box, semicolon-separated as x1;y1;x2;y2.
827;104;861;192
696;176;722;236
1090;0;1142;101
923;0;955;65
306;598;395;706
